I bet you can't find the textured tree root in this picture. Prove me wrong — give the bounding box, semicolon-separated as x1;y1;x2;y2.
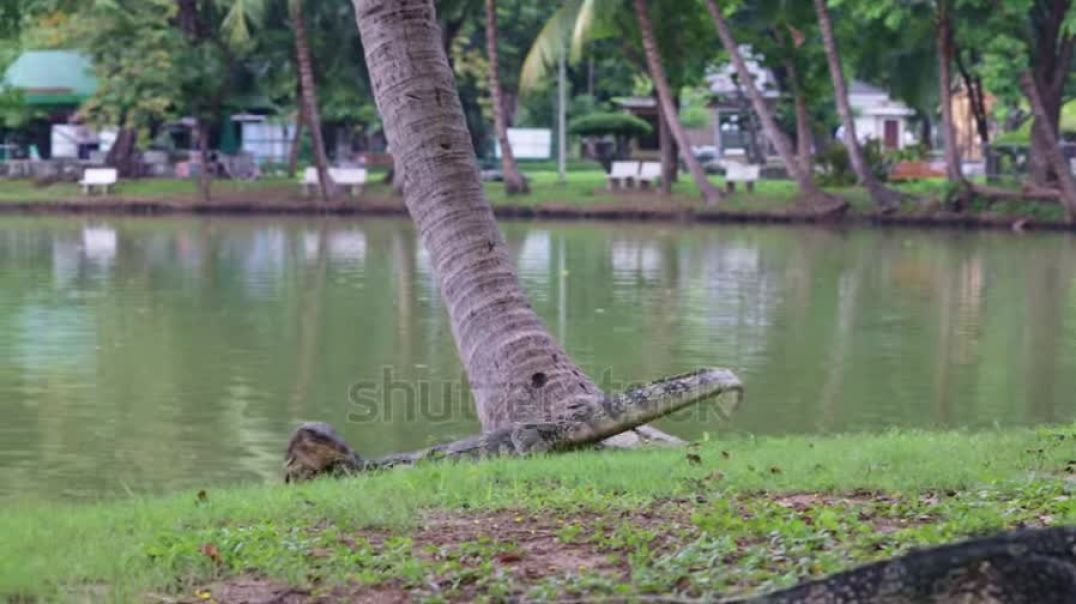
793;193;850;219
971;183;1063;203
284;368;742;482
867;180;910;214
730;525;1076;603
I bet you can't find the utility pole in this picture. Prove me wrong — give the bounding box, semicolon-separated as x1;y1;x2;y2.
557;40;567;184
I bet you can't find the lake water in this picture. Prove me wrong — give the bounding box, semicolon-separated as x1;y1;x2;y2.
2;215;1075;501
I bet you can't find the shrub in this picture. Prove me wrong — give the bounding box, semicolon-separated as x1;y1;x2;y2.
569;112;653;139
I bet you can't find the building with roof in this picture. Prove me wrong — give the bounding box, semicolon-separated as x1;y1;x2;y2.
706;49;781;161
2;50;106;159
846;80;915;151
706;48;916;161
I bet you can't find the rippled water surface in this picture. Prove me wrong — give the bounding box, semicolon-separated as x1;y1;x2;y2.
2;215;1075;500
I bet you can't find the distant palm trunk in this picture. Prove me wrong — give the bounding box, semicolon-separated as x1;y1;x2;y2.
633;0;722;205
656;94;676;194
485;0;529;195
783;58;812;175
704;0;830;205
935;5;964;183
813;0;901;209
287;107;305;178
290;0;335;200
195;119;212;202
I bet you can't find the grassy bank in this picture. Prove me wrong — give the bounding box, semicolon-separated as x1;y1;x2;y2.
3;426;1074;602
0;168;1069;227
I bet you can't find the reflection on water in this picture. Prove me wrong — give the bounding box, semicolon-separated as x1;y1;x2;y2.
1;216;1074;501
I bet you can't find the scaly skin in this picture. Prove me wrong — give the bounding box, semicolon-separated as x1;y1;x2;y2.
734;526;1076;604
283;368;743;482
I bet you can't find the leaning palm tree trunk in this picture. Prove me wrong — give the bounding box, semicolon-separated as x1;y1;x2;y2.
704;0;840;211
352;0;625;430
290;0;336;200
287;105;305;178
813;0;901;210
485;0;529;195
1020;72;1076;222
633;0;723;205
299;0;738;472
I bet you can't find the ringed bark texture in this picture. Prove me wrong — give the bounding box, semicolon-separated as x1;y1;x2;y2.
352;0;601;430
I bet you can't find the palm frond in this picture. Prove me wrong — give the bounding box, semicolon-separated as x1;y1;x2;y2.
519;0;625;94
220;0;267;47
519;0;582;94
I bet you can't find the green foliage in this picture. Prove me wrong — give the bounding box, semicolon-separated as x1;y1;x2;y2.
0;84;34;128
569;111;652;138
815;139;892;186
72;0;187;133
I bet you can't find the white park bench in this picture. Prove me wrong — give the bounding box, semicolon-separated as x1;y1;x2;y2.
300;167;368;197
722;161;761;193
606;161;640;190
636;161;662;189
79;168;118;195
329;167;367;197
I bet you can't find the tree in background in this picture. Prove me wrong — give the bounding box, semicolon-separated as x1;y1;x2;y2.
704;0;841;211
522;0;720;202
934;0;964;183
1021;0;1074;188
814;0;903;210
74;0;187;177
288;0;336;199
633;0;721;204
484;0;528;194
220;0;337;199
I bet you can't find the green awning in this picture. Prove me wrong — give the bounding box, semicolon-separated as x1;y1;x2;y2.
3;50;97;107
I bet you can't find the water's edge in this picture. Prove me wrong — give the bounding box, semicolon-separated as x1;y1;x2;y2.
0;198;1069;233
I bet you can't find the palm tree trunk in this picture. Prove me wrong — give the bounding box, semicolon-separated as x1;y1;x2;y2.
290;0;336;201
783;58;812;175
485;0;529;195
287;106;305;178
633;0;722;205
656;94;675;194
704;0;836;209
813;0;901;209
195;119;212;202
935;5;964;184
1020;71;1076;222
352;0;605;429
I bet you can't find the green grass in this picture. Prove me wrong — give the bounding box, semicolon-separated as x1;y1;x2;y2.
0;176;294;203
3;426;1074;601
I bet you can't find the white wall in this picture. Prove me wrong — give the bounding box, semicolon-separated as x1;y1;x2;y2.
494;128;552;160
241;121;295;164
